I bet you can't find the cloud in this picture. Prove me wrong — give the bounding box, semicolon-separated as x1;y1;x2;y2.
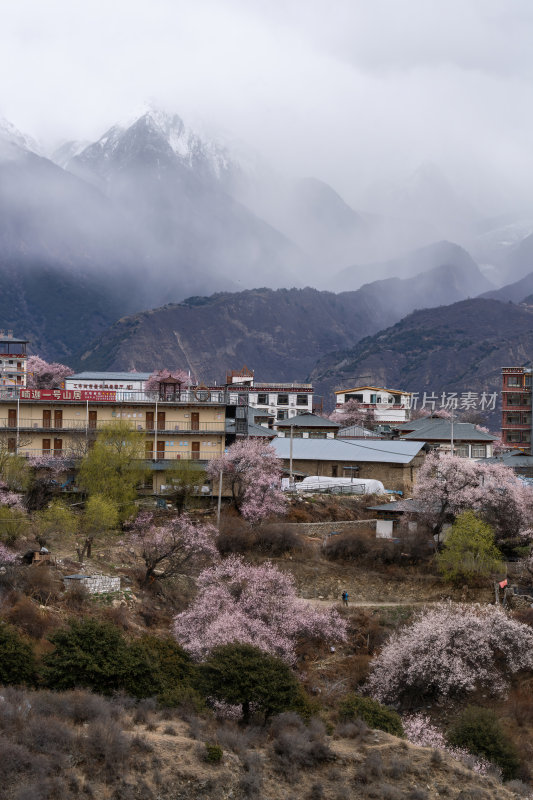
1;0;532;211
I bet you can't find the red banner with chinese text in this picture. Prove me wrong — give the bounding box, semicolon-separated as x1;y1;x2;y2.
19;389;116;402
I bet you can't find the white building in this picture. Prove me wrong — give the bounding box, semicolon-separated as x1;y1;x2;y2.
65;371;152;400
0;332;28;388
334;385;411;423
226;366;313;420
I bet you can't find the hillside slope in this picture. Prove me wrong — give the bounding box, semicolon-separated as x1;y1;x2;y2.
310;298;533;418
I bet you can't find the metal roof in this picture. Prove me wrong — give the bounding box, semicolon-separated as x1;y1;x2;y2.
335;385;411;395
272;437;425;464
338;424;384;438
68;371;152;381
399;419;495;442
366;498;426;513
276;413;339;429
485;450;533;466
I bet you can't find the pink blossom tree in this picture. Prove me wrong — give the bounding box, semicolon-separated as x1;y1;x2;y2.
0;481;25;511
0;543;16;563
329;399;376;430
124;511;218;586
207;439;287;524
402;714;494;776
413;452;533;542
26;356;73;389
366;603;533;707
173;555;347;663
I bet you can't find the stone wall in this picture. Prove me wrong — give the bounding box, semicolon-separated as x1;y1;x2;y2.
64;574;121;594
273;519;377;537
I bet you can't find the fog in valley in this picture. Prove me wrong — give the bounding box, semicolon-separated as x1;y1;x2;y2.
1;0;533;309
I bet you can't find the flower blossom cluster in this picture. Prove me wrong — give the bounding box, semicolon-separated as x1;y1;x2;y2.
207;439;287;524
413;452;533;540
0;481;25;511
126;511;218;583
402;714;496;777
0;543;17;563
173;555;347;663
367;603;533;706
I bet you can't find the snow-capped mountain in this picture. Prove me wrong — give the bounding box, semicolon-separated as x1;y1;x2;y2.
0;116;41;160
62;107;240;189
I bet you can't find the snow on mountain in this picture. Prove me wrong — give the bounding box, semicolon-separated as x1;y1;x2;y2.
0;117;41;160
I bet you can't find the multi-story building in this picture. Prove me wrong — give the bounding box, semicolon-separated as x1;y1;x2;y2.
0;385;227;492
226;366;313;420
0;331;28;388
334;385;411;423
501;367;532;450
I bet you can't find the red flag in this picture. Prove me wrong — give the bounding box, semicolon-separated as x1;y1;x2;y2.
499;579;508;589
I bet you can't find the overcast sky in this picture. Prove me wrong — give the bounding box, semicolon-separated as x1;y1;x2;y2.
1;0;532;210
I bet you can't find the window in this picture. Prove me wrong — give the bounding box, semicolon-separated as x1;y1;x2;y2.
507;376;522;387
523;432;532;443
454;445;469;458
526;375;532;388
277;410;288;420
507;431;521;443
257;393;268;405
309;432;327;439
277;394;289;405
471;445;487;458
506;414;520;424
348;393;364;402
296;395;308;406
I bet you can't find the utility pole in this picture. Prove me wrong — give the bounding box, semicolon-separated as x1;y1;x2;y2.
289;423;294;486
450;405;455;456
216;470;223;528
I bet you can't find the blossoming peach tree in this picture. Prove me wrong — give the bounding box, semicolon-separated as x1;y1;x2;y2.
173;555;346;663
207;438;287;524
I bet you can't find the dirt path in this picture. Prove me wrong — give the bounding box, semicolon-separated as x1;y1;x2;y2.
305;597;427;608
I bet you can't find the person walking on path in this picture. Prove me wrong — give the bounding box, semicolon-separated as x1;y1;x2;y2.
342;590;349;607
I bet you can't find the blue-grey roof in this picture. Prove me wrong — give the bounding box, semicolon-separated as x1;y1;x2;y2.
338;424;384;438
276;413;339;429
272;437;425;464
68;371;152;381
485;450;533;466
399;419;495;442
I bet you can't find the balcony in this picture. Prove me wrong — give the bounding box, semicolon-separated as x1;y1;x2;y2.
0;418;226;434
0;388;229;405
15;449;221;464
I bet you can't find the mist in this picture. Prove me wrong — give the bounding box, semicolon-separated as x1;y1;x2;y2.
1;1;533;211
1;0;533;308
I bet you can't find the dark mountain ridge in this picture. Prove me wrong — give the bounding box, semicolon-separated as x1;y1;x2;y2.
310;297;533;421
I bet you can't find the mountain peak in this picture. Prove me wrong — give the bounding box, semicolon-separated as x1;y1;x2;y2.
0;117;41;158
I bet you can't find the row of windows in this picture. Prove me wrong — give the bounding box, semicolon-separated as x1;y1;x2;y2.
505;375;532;388
255;394;309;406
504;431;531;443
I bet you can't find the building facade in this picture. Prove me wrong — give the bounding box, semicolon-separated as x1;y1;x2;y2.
501;367;532;450
226;366;313;420
334;385;411;423
0;332;28;388
0;387;226;492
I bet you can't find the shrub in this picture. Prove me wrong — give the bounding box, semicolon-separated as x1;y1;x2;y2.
253;524;304;555
42;618;133;694
338;694;404;737
123;636;197;701
271;712;334;781
200;643;303;723
6;596;52;639
437;512;503;582
204;743;223;763
447;706;520;780
324;530;373;561
0;623;36;685
18;567;61;605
